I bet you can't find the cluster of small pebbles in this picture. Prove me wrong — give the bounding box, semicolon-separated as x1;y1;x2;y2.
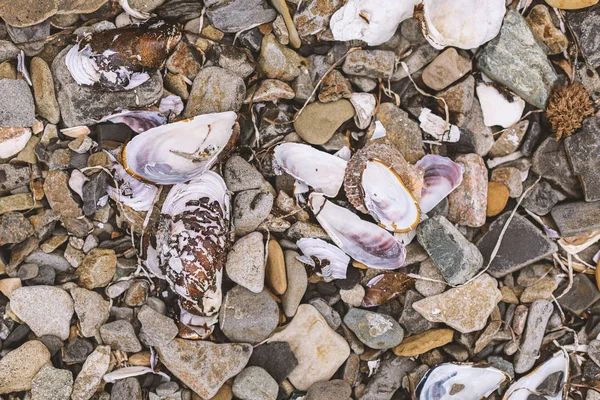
0;0;600;399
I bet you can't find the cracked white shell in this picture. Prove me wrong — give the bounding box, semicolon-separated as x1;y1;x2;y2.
296;238;350;281
123;111;237;185
310;194;406;269
503;351;569;400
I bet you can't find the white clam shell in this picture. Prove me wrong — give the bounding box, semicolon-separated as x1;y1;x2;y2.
108;160;158;212
273;143;348;197
416;155;463;214
361;160;420;232
330;0;420;46
123;111;237;184
296;238;350;281
417;363;509;399
310;194;406;269
421;0;506;50
350;93;377;130
503;351;569;400
0;127;31;159
476;77;526;128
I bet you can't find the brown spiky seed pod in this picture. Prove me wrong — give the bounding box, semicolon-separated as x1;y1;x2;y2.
545;82;595;140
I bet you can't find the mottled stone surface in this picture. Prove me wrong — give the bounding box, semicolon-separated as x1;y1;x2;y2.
358;355;416;400
0;341;50;394
551;201;600;236
532;136;581;198
447;153;488;227
513;300;553;373
294;0;343;37
521;175;566;215
293;99;354;145
413;274;502;333
567;5;600;67
417;216;483;285
374;103;425;164
205;0;277;33
422;48;471;91
488;120;529;158
342;50;396;79
71;345;110;400
477;10;559;109
184;66;245;117
477;212;558;278
526;4;569;54
0;79;36;128
343;308;404;349
564;117;600;202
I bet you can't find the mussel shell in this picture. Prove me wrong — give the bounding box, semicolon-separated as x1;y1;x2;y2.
123;111;238;185
98;110;167;133
416;155;463;214
296;238;350;281
310;194;406;270
107;159;158;212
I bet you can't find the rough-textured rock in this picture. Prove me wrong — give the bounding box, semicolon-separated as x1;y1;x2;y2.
294;0;344;37
305;380;352;400
557;274;600;315
71;346;110;400
399;290;437;335
52;47;163;127
31;57;60;124
138;305;178;346
76;248;117;289
358;355;417;400
0;0;107;27
100;320;142;352
232;367;278;400
205;0;277;32
513;300;554;373
551;201;600;237
413;274;502;333
393;328;454;357
0;79;36;128
488;120;529;158
342;50;396;79
417;215;484;285
526;4;569;55
157;339;253;399
293;99;355;145
567;5;600;67
31;364;73;400
183;66;245;117
258;34;305;81
247;342;298;384
219;286;279;344
266;304;350;390
447;153;488;227
110;377;142;400
10;285;74;340
225;232;265;293
477;10;559;109
532;136;581;198
477;212;558;278
282;250;308;317
374;103;425;164
0;212;34;246
564;117;600;202
422;48;471;91
344;308;404;349
71;287;110;338
0;341;50;394
415;259;446;297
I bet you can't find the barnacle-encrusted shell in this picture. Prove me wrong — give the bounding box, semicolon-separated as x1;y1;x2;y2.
416;155;463;214
98;110;167;133
310;193;406;270
296;238;350;281
123;111;238;185
107;159;158;212
417;363;510;399
345;143;424;214
66;22;181;91
273;142;348;197
503;351;569;400
150;171;230;338
417;0;505;50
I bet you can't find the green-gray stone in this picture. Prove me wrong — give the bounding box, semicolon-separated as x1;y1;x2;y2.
343;308;403;350
477;10;558;109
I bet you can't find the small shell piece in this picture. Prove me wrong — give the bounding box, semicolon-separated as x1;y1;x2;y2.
123;111;238;185
418;0;506;50
362;273;414;307
273;143;348;197
345;143;424;214
503;351;569;400
98;110;167;133
310;194;406;270
350;93;377;130
0;127;31;159
107;160;158;212
296;238;350;281
416;155;463;214
417;363;510;399
151;171;230;338
361;159;421;232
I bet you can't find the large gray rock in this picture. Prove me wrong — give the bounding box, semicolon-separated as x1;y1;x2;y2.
532;136;582;198
567;5;600;68
551;201;600;237
343;308;404;350
138;305;178;346
477;212;558;278
556;274;600;316
564;117;600;202
0;79;36;128
477;10;558;109
0;341;50;394
31;364;73;400
52;46;163;127
417;215;483;285
205;0;277;33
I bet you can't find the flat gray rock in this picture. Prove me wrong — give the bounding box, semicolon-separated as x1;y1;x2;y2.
52;46;163;127
417;215;483;285
556;274;600;316
551;201;600;237
521;174;566;216
567;5;600;68
477;10;558;109
513;299;553;373
343;308;404;350
205;0;276;33
476;212;557;278
31;364;73;400
232;367;278;400
0;79;36;128
564;117;600;202
532;136;581;198
99;320;142;353
138;305;178;346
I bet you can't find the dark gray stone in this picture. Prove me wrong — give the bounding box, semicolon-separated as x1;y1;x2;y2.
82;172;108;217
28;264;56;285
521;120;545;157
0;79;36;128
399;290;437;335
532;136;582;198
358;355;416;400
476;212;557;278
308;298;341;330
38;335;64;356
477;10;558;109
551;201;600;237
567;5;600;68
564;117;600;202
6;20;50;56
0;164;30;195
536;371;564;396
52;46;163;128
156;0;203;19
521;175;566;216
205;0;277;33
63;337;94;364
111;377;142;400
513;300;553;373
556;274;600;316
416;215;483;285
247;342;298;384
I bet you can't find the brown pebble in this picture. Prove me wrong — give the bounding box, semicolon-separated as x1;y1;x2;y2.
266;239;287;295
486;181;510;217
392;328;454;356
129;351;151;366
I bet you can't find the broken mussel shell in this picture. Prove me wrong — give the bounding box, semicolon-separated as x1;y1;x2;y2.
362;272;415;307
416;0;505;50
309;193;406;270
345;143;423;232
416;363;510;400
147;171;230;339
107;157;158;212
123;111;238;185
296;238;351;282
98;110;167;133
503;350;569;400
415;154;463;214
66;22;181;91
273;142;348;198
